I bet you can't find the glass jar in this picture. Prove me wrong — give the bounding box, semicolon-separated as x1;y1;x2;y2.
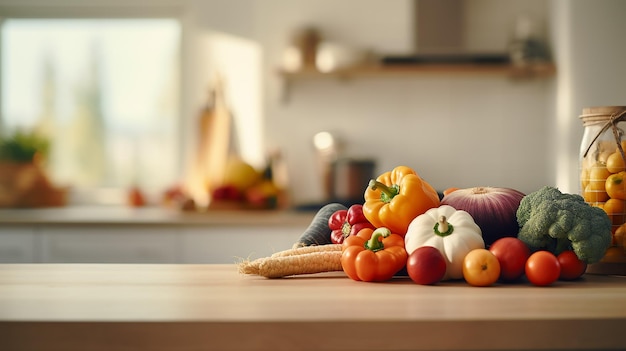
579;106;626;263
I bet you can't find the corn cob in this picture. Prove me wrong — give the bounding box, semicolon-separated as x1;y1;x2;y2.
272;243;342;257
238;245;343;278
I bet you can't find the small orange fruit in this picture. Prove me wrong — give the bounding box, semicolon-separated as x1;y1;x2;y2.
589;162;611;191
606;151;626;173
583;184;609;202
603;198;626;227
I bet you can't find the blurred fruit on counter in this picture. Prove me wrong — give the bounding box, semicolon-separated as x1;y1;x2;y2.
166;151;288;212
219;156;262;193
209;156;286;209
208;155;286;211
208;183;243;210
212;184;242;201
162;184;197;211
127;186;146;207
245;179;281;209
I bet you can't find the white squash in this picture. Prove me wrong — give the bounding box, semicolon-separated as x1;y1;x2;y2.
405;205;484;280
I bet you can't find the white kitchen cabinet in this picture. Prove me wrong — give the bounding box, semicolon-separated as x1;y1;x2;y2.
0;208;314;263
40;226;182;263
0;226;38;263
36;225;303;264
181;225;303;264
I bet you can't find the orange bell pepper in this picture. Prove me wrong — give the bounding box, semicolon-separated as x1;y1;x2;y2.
363;165;440;236
341;227;407;282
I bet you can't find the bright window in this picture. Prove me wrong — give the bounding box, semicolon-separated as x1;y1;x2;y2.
1;18;181;204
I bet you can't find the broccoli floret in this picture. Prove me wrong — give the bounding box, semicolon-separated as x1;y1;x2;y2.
516;186;612;263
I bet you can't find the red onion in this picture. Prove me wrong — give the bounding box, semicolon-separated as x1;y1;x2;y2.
440;187;525;246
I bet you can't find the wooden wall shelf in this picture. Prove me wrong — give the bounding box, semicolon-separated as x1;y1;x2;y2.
279;62;556;80
278;61;556;102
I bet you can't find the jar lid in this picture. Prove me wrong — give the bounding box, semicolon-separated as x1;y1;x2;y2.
580;106;626;125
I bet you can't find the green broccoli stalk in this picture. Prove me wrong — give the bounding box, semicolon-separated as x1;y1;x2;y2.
516;186;612;264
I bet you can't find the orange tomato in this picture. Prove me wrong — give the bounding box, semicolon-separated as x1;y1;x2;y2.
462;249;501;287
589;163;611;191
606;171;626;200
603;198;626;227
606;151;626;173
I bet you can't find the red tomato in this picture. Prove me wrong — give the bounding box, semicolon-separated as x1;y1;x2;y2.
406;246;447;285
489;237;531;282
462;249;501;287
525;251;560;286
557;250;587;280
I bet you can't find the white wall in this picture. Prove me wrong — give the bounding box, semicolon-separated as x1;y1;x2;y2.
268;75;553;204
550;0;626;193
464;0;549;52
252;0;626;204
5;0;624;205
255;0;553;204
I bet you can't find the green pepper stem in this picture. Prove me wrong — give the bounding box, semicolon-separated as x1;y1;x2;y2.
369;179;399;202
434;216;454;237
365;227;391;252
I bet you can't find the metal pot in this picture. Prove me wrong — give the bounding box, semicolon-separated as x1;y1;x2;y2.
330;158;376;205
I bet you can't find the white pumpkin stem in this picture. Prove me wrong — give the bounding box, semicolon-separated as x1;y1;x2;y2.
439;216;449;232
434;215;454;237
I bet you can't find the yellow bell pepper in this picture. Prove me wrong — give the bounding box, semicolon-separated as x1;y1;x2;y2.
363;165;440;236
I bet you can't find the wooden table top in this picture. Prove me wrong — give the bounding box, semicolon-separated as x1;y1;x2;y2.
0;263;625;351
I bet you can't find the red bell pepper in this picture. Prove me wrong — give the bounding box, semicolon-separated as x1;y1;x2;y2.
328;204;375;244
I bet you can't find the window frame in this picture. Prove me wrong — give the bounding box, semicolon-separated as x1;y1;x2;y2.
0;2;189;205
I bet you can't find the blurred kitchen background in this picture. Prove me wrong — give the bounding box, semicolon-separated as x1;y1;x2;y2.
0;0;624;209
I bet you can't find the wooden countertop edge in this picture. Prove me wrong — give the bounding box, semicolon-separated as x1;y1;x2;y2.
1;264;626;350
1;318;624;351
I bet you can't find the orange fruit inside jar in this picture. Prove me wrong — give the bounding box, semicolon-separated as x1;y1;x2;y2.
583;184;609;202
606;150;626;173
580;106;626;257
603;198;626;227
582;162;611;202
614;224;626;248
588;162;611;190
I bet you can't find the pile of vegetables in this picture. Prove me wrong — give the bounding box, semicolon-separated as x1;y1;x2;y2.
238;165;615;287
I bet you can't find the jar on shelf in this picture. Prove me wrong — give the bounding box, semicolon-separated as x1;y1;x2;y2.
579;106;626;269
